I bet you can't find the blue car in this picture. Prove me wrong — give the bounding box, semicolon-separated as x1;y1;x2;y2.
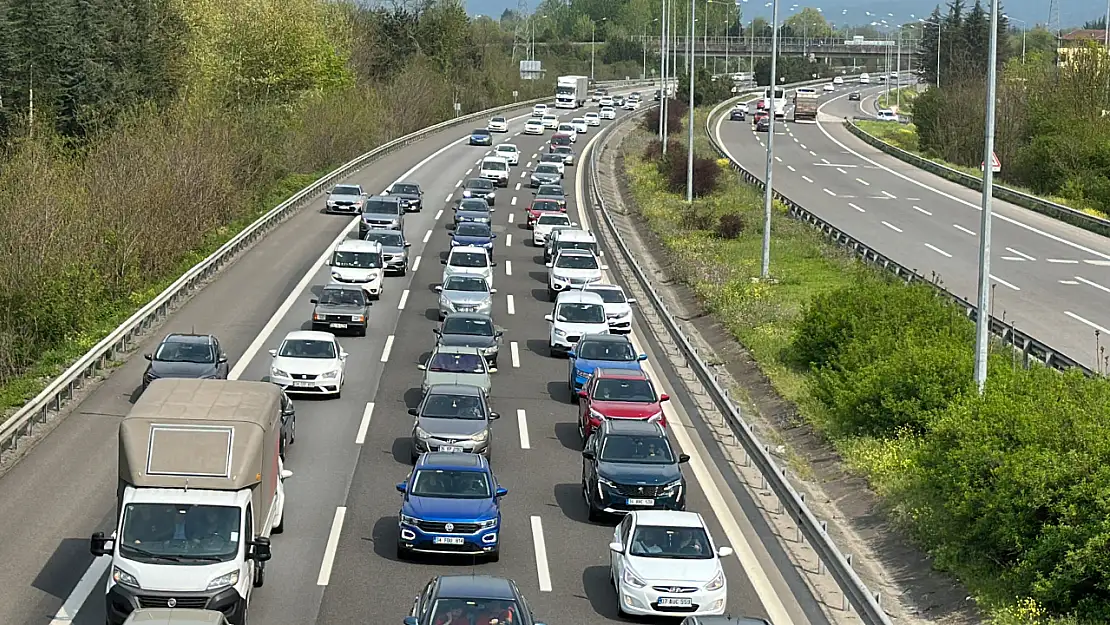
469;128;493;146
567;334;647;394
396;452;506;562
451;222;496;258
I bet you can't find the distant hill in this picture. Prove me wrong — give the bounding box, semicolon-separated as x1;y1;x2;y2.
463;0;1098;30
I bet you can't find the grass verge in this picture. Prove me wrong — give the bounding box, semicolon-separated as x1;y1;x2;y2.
876;86;918;111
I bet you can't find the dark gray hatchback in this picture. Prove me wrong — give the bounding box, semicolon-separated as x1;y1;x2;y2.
310;284;371;336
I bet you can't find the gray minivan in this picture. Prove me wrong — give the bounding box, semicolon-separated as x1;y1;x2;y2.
359;196;405;237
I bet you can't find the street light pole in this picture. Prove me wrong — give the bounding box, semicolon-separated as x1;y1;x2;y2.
704;0;710;69
972;0;1001;393
896;25;902;110
660;0;669;150
760;0;780;278
687;0;696;203
591;22;596;81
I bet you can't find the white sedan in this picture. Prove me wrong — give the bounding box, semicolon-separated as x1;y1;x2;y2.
610;511;732;617
533;213;576;246
542;114;560;129
487;116;508;132
823;83;835;92
494;143;519;165
524;118;545;134
599;107;616;120
268;331;347;398
584;112;601;126
571;118;588;133
833;76;844;85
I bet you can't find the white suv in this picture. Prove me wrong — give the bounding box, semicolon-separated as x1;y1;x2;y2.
442;245;495;289
327;239;385;298
547;248;604;301
479;156;510;187
546;290;610;356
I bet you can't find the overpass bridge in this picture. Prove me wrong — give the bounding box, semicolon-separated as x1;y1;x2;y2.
634;36;923;59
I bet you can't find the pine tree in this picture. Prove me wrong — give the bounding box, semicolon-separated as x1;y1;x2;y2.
918;5;943;85
0;0;18;138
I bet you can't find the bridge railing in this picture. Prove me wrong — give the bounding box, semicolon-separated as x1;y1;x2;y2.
636;35;922;55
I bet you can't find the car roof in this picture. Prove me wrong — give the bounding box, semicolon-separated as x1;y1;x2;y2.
283;330;336;342
537;185;564;193
579;333;632;345
496;143;517;150
335;239;382;252
594;367;648;380
602;419;667;437
435;575;517;600
536;212;570;220
161;333;216;344
555;290;605;305
449;245;490;255
585;283;623;293
540;153;563;159
443;312;493;323
585;111;599;115
556;248;595;257
482;156;508;164
434;344;484;355
320;283;367;294
631;509;706;528
426;383;484;397
418;450;488;469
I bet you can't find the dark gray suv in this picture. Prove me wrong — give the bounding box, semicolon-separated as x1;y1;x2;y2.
359;196;404;237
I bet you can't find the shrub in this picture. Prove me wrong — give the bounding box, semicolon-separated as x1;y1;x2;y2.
642;138;685;163
681;205;714;230
640;98;689;136
657;144;720;197
715;213;745;239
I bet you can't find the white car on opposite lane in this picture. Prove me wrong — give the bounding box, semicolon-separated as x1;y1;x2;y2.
268;331;347;398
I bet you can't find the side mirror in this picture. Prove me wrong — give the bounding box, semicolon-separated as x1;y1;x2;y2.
420;190;425;195
567;350;576;358
578;390;588;398
571;222;579;227
252;537;272;562
404;242;412;248
545;262;553;268
488;367;498;373
628;298;637;304
268;349;277;357
544;314;554;322
407;408;418;416
310;298;318;304
440;259;447;264
90;531;115;557
601;265;610;271
490;288;498;294
491;233;498;238
638;353;648;361
495;330;504;337
340;352;348;360
608;541;623;553
717;546;734;558
679;453;691;464
143;353;152;361
660;393;670;402
324;259;332;266
417;364;427;371
582;450;596;460
489;412;501;420
490;261;498;267
404;618;419;625
396;482;408;493
434;285;443;292
432;328;441;335
495;487;508;497
281;469;294;479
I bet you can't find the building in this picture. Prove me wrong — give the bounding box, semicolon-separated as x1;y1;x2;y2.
1058;29;1108;66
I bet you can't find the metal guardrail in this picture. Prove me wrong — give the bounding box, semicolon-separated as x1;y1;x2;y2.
704;97;1093;375
586;84;894;625
843;119;1110;239
0;77;656;456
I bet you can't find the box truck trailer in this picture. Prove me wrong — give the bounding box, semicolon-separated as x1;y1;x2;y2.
556;75;588;108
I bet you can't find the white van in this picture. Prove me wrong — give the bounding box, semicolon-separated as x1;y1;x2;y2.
479;156;510;187
545;290;610;356
327;239;385;297
859;73;871;84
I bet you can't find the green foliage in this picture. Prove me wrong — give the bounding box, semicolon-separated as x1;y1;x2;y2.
640;97;687;135
676;67;731;107
645;137;720;198
714;213;745;239
753;55;836;86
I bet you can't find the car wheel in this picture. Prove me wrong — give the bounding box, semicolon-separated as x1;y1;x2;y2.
487;549;501;563
549;343;558;357
357;326;367;337
396;544;410;560
289;417;296;444
547;288;556;302
399;264;407;276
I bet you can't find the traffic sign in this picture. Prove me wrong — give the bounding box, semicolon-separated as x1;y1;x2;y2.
981;151;1001;173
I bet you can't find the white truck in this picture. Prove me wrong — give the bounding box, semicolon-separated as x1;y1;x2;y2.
91;379;292;625
764;87;787;119
556;75;588;109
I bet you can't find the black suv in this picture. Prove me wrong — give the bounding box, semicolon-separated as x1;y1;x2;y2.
581;420;689;521
386;182;423;212
404;575;547;625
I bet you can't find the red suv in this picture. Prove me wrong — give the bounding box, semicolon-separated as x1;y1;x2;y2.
527;199;563;226
577;368;669;442
549;133;572;151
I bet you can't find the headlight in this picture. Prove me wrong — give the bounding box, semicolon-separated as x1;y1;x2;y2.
331;271;341;279
469;429;489;442
271;367;288;378
554;328;566;337
488;192;495;198
589;408;606;422
207;570;239;590
351;315;365;322
463;190;472;197
415;427;430;439
441;298;455;310
112;566;140;588
477;518;498;529
704;570;725;592
646;411;663;423
598;476;618;489
552;275;569;284
622;568;648;588
662;478;682;492
400;514;420;526
320;369;340;379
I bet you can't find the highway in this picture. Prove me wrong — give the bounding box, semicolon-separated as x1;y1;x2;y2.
715;82;1110;370
0;92;829;625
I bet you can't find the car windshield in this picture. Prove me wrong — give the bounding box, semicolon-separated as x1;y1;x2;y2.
483;161;507;172
557;302;605;323
332;185;361;196
552;136;570;145
556;254;598;270
466;179;494;190
629;525;713;559
118;503;240;563
472;129;489;136
554;147;572;155
455;223;492;238
578;339;635;360
391;184;418;195
362;200;399;215
593;378;655;402
532;201;560;212
318;289;365;306
537;215;570;226
459;200;489;212
538;186;563;196
449;252;489;268
543;115;556;121
411;469;492;498
559;125;574;131
444;276;490;293
422;393;486;419
429;599;521;625
586;288;623;304
491;117;506;123
496;145;516;153
527;118;542;124
586;113;599;118
442;316;494;337
332;251;382;269
278;339;337;359
427;352;486;373
363;232;403;247
536;165;560;175
154;339;215;364
600;434;675;464
541;155;563;163
573;119;585;124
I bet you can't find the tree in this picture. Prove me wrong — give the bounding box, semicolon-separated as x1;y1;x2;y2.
784;7;832;40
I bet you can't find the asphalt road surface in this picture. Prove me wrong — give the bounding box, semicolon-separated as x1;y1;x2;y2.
716;80;1110;370
0;91;829;625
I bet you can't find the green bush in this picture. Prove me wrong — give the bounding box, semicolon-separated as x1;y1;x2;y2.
640;98;688;136
655;141;720;198
715;213;745;239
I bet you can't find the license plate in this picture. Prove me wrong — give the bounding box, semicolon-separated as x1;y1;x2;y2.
658;597;693;607
626;498;655;506
440;446;464;453
292;381;315;388
434;536;465;545
329;323;347;329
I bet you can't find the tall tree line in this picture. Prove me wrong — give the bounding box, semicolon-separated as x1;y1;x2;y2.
916;0;1010;86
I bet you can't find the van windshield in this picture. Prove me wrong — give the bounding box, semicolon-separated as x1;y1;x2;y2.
333;251;382;269
119;503;241;563
363;200;400;215
483;161;507;172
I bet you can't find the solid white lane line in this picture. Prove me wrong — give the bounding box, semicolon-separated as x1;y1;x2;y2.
47;556;110;625
506;234;513;247
802;176;813;183
412;255;422;272
511;196;518;206
925;243;953;257
1047;258;1079;264
517;409;531;449
530;516;553;592
507;294;516;315
1075;276;1110;294
1001;256;1026;262
510;341;520;367
881;190;896;199
954;224;977;236
508;213;515;223
422;229;432;243
881;220;902;233
1065;311;1110;333
434;209;443;220
444;193;452;203
913;205;932;216
823;188;836;196
848;202;865;212
990;274;1020;291
855;178;870;186
505;260;513;276
355;402;374;445
398;289;409;310
380;335;395;362
317;507;347;586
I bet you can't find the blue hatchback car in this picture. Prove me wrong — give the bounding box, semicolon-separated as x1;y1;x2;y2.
469;128;493;146
567;334;647;394
451;222;497;258
396;452;507;562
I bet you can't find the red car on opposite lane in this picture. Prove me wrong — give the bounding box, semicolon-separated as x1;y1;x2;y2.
578;368;669;442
